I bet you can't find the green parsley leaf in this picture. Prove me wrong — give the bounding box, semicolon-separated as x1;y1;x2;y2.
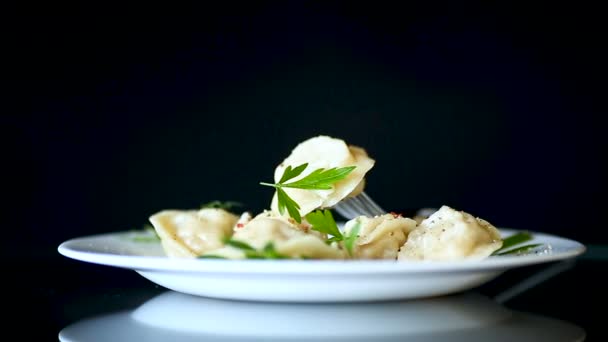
306;209;343;240
305;209;358;255
281;166;357;190
344;220;361;256
259;243;288;259
492;232;534;255
326;236;343;244
224;238;290;259
279;163;309;183
260;163;356;223
499;231;532;250
495;244;542;256
224;238;256;251
130;224;160;243
198;255;228;259
131;236;159;243
276;187;302;223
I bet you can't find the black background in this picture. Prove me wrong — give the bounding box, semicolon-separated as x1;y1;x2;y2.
5;1;607;339
8;2;606;255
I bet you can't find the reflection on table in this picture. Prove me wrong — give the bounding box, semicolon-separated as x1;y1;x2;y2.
60;289;584;342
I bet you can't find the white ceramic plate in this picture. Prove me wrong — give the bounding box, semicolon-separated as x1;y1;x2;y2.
58;229;585;302
59;291;585;341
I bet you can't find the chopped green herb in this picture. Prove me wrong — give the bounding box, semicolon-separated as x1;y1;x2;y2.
495;244;542;256
260;163;356;223
224;238;256;251
343;220;361;256
305;209;358;255
279;166;357;190
497;232;532;250
130;224;160;242
278;163;308;184
261;243;286;259
131;236;159;243
244;242;288;259
224;238;290;259
306;209;343;240
492;232;535;255
492;231;545;256
276;187;302;223
198;255;228;259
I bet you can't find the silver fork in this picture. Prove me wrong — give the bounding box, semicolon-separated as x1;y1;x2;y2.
333;191;386;220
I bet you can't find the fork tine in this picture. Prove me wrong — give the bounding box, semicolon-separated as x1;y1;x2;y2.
336;205;357;220
354;196;381;217
333;191;386;220
360;192;385;215
347;197;371;217
333;201;353;219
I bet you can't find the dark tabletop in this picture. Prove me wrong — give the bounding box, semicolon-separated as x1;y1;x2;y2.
10;245;605;341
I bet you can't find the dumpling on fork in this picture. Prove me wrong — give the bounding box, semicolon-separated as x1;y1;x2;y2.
270;135;375;218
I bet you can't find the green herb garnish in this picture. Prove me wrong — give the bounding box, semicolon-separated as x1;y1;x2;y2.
275;165;357;190
497;231;532;250
305;209;359;256
495;243;542;256
198;255;228;259
260;163;356;223
131;224;160;242
306;209;343;242
223;238;289;259
224;238;256;251
492;231;542;256
344;220;361;256
247;243;288;259
276;187;303;223
201;200;243;211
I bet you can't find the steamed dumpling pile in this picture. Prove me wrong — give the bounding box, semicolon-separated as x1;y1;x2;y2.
270;135;375;219
147;135;504;262
398;206;503;261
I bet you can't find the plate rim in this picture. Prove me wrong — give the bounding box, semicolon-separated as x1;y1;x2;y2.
58;228;586;275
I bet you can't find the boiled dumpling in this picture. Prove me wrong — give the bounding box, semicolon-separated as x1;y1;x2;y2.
244;210;325;238
149;208;239;258
343;214;417;259
270;135;375;218
398;206;503;261
204;211;346;259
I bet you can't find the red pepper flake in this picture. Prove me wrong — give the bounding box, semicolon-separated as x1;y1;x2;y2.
389;211;402;218
236;223;244;228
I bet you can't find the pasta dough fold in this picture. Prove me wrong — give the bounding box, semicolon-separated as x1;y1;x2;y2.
398;206;502;261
